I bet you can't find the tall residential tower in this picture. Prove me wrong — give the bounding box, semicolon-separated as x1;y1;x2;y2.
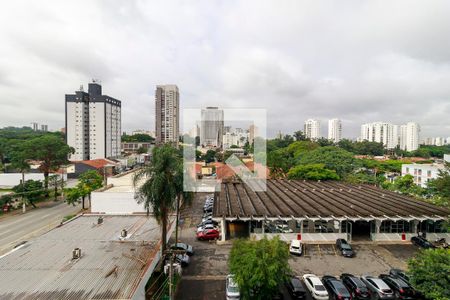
304;119;321;140
155;85;179;145
65;81;121;161
328;119;342;143
200;107;224;148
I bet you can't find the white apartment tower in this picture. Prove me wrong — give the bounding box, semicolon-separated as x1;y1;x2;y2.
360;122;397;149
155;85;179;145
304;119;321;140
65;82;122;161
328;119;342;143
200;107;224;148
404;122;420;152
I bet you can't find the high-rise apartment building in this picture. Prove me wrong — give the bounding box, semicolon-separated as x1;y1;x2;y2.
361;121;420;151
155;85;179;145
249;124;258;144
360;122;397;149
327;119;342;143
304;119;321;140
65;81;121;161
200;107;224;147
403;122;420;152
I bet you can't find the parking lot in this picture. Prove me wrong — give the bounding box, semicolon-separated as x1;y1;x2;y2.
175;193;419;300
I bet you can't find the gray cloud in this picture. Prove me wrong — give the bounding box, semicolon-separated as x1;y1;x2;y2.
0;0;449;139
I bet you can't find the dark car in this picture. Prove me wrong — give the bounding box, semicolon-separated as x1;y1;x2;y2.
411;236;436;249
285;276;307;299
389;269;410;283
322;276;352;300
379;275;415;300
340;273;370;299
170;242;194;256
336;239;355;257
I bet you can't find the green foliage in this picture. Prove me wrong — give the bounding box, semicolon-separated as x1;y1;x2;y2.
287;164;339;180
202;149;217;163
133;144;183;252
293;130;307;141
286;141;319;159
19;135;74;189
267;148;293;174
121;133;154;143
137;146;148;154
64;187;81;206
266;135;294;152
296;146;357;177
337;139;384;156
316;137;334;147
412;145;450;158
12;179;45;205
407;248;450;300
78;170;103;193
229;237;291;300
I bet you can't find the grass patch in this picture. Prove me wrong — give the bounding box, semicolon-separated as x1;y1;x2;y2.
62;214;76;222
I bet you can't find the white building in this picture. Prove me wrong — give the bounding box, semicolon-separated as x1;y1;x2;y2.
66;82;122;161
223;128;248;149
360;122;397;149
155;85;179;144
304;119;321;140
402;163;445;187
360;121;420;151
327;119;342;143
200;107;224;148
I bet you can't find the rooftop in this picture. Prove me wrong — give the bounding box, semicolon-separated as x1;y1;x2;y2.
214;180;449;221
0;215;162;300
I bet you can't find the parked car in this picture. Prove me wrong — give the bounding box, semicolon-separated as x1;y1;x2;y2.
170;242;194;256
196;223;218;233
174;253;190;267
289;239;303;256
340;273;370;300
197;229;220;240
276;223;293;233
285;276;306;299
411;236;436;249
322;276;352;300
226;274;240;300
379;275;415;300
302;274;329;300
336;239;355;257
389;269;410;283
361;275;394;299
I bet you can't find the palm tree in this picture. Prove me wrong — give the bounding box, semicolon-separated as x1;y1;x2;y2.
133;144;181;253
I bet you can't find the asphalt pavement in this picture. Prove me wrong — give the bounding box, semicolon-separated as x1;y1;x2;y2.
0;200;81;256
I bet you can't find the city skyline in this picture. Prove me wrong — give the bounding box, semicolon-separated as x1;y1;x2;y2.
1;1;450;138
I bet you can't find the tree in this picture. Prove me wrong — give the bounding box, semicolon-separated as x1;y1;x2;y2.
133;144;181;253
407;248;450;300
64;187;82;206
428;163;450;201
12;179;44;208
287;164;340;180
137;146;148;154
77;170;103;209
229;237;291;299
296;146;357;177
9;146;30;212
121;133;154;143
20;135;74;191
316;137;334;147
286;141;319;159
293;130;307;141
202;149;216;163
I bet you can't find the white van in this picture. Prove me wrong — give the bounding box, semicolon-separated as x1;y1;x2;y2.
289;239;303;255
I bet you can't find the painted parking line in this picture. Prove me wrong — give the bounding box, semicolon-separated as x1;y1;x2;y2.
316;244;321;256
332;245;338;256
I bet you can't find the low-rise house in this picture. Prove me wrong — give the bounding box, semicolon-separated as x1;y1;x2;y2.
401;163;445;187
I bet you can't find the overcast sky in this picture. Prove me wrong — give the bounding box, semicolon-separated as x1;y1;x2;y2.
1;0;450;139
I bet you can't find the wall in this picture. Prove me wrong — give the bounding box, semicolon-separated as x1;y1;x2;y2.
90;191;148;214
0;173;67;188
373;232;450;242
250;232;347;242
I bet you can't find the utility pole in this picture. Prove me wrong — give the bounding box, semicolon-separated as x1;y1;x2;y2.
164;249;185;300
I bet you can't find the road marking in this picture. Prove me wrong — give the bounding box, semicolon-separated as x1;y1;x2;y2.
317;244;321;256
332;245;338;256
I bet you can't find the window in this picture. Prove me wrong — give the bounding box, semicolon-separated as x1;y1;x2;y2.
427;170;431;177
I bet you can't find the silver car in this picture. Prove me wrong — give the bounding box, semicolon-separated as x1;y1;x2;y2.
361;275;394;299
226;274;240;300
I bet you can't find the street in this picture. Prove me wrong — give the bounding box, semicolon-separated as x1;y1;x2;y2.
0;200;81;256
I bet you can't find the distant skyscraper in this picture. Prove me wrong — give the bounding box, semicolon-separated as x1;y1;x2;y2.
40;124;48;132
327;119;342;143
31;122;38;131
304;119;321;140
155;85;179;145
65;81;121;161
360;122;397;149
404;122;420;152
200;107;224;147
249;124;258;144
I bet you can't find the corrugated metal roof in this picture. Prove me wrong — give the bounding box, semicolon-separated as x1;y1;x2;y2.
215;180;450;218
0;215;162;300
